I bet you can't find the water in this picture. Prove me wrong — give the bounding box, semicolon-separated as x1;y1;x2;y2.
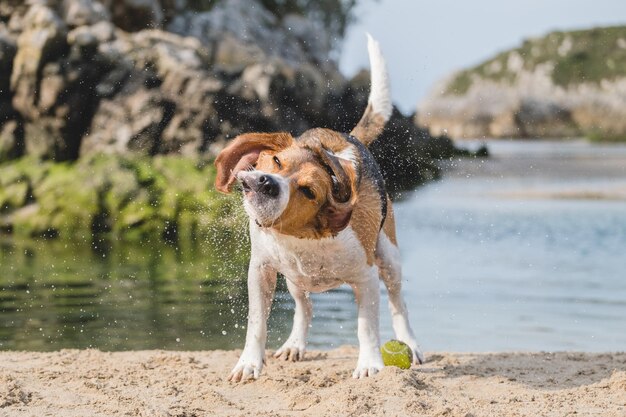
1;140;625;352
393;140;626;352
0;237;252;351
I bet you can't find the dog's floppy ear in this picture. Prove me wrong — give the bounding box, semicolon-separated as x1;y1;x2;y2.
322;155;358;235
306;142;358;236
215;132;294;193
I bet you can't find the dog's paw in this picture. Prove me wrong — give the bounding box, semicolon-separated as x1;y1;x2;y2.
274;339;306;362
399;338;425;365
352;363;383;378
352;354;384;379
228;354;264;382
411;345;425;365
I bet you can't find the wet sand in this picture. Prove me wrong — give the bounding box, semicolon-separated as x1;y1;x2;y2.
1;347;625;416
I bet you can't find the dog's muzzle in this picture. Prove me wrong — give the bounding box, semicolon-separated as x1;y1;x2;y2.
237;170;288;226
241;173;280;198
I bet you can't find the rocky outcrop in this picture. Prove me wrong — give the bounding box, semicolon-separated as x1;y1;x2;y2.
167;0;333;70
417;26;626;140
0;25;19;160
0;0;459;192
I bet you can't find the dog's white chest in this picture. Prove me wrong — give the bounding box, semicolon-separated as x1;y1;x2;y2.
252;226;369;292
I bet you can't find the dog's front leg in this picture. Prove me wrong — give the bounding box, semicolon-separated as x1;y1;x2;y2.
274;279;312;361
351;267;384;378
228;261;277;382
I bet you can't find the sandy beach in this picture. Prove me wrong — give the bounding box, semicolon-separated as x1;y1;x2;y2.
1;347;624;416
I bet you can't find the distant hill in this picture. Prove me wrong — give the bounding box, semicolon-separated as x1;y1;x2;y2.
417;26;626;141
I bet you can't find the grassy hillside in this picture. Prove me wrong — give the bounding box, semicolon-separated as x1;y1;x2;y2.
446;25;626;95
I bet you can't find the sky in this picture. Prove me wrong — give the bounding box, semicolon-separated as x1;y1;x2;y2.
339;0;626;114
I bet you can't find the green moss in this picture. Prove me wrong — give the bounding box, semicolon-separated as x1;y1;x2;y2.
0;156;51;187
0;155;244;242
445;71;473;95
552;27;626;86
445;49;520;95
586;129;626;143
0;182;29;211
16;163;99;238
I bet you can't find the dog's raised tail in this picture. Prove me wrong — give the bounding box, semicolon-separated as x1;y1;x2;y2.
350;33;393;146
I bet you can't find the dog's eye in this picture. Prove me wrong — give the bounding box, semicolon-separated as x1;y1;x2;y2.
273;156;281;169
299;186;315;200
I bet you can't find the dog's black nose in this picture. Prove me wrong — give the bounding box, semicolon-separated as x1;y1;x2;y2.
257;175;279;197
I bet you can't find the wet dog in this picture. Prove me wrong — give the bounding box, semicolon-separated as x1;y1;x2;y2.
215;35;423;381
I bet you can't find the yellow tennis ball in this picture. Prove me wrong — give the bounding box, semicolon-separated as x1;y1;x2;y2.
381;340;413;369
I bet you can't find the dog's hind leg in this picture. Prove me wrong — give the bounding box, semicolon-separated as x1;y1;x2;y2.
351;266;385;378
376;231;425;365
274;279;312;361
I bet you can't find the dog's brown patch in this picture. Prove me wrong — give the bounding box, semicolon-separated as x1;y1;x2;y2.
298;128;354;154
381;196;397;246
349;181;386;265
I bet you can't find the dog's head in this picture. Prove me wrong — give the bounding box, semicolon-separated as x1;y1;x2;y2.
215;128;359;238
215;35;393;239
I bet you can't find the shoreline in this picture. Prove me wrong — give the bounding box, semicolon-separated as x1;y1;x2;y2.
1;347;624;416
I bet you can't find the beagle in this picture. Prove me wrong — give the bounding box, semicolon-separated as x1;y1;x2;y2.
215;34;423;381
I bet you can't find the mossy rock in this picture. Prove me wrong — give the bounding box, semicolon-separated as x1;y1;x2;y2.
0;154;245;242
102;168;142;214
11;204;55;238
31;163;100;237
117;189;156;228
0;182;29;212
0;157;50;187
586;130;626;143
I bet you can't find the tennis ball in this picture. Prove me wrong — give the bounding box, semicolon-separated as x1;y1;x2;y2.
381;340;413;369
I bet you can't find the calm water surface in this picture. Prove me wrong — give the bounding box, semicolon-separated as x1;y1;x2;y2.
394;140;626;352
1;140;625;352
